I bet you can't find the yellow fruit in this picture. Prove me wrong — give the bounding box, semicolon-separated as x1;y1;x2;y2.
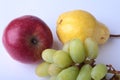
56;10;110;44
93;22;110;44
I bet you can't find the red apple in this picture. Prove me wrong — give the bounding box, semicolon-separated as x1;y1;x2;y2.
2;15;53;64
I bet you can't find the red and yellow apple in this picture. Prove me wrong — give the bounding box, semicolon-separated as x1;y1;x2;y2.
2;15;53;64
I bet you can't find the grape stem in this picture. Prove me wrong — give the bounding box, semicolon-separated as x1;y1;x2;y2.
106;64;120;74
110;34;120;37
84;59;95;67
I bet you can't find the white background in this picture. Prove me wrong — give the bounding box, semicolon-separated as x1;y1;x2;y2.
0;0;120;80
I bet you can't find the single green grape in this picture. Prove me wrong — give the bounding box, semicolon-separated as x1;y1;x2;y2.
76;64;92;80
91;64;107;80
48;63;63;76
35;62;50;77
84;38;99;59
62;41;70;53
56;66;79;80
42;49;56;63
69;39;85;63
53;50;73;68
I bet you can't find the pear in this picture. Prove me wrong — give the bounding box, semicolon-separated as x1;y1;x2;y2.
56;10;110;45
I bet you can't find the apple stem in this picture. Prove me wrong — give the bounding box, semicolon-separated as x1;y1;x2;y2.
110;34;120;37
31;38;38;44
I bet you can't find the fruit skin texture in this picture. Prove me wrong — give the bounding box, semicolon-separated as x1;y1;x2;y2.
56;10;110;44
76;64;92;80
56;66;79;80
53;50;73;68
42;49;56;63
93;22;110;44
91;64;107;80
35;62;50;77
2;15;53;63
69;39;85;64
84;38;98;59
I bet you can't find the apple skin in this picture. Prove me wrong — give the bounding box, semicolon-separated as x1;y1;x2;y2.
2;15;53;64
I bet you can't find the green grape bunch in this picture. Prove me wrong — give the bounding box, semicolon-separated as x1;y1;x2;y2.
35;38;120;80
